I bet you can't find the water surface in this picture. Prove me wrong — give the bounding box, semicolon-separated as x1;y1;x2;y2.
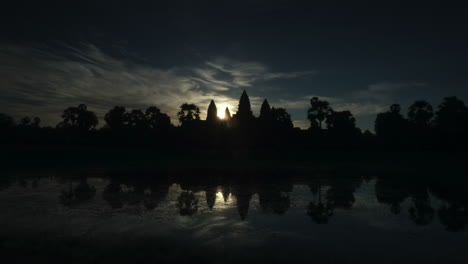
0;167;467;263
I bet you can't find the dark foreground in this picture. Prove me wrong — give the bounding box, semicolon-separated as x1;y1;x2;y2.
1;154;467;264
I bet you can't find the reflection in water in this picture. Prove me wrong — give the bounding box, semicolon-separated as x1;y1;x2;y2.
1;167;468;263
101;175;170;210
375;177;410;215
258;180;292;215
307;178;333;224
430;180;468;231
0;176;12;191
234;189;253;220
438;204;468;232
1;168;468;263
59;177;96;207
103;181;124;209
408;184;434;226
1;168;467;232
177;191;199;216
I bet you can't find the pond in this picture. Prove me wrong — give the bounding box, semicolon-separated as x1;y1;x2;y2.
0;166;467;263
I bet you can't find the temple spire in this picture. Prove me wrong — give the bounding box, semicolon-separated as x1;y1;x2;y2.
259;99;271;121
224;107;231;120
206;100;218;122
237;90;253;120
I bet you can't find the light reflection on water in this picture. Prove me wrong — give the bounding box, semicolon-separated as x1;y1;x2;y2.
0;169;467;263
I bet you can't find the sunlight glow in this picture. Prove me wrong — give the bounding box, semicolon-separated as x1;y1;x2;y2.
217;105;226;119
215;190;234;209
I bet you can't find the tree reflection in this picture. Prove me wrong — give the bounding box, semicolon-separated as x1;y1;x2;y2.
102;174;170;210
375;177;409;214
103;181;124;209
408;185;434;226
60;178;96;207
143;183;169;210
34;167;468;232
438;204;468;232
429;180;468;231
307;179;333;224
0;176;12;191
326;177;361;209
258;181;292;215
177;191;198;216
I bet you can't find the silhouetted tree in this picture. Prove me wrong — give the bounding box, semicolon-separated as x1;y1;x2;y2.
19;116;40;128
408;100;434;129
326;110;356;132
259;99;272;122
31;117;41;127
127;109;146;129
105;106;128;130
307;97;331;129
407;100;434;148
57;104;98;131
362;129;375;147
374;104;408;145
362;129;374;137
0;113;14;128
206;100;218;123
145;106;171;130
271;107;293;129
177;103;201;126
433;96;468;140
20;116;31;126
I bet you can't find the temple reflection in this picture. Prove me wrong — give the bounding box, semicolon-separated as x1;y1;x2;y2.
1;168;468;232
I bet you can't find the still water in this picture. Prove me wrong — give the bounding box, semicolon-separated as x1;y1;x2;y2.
0;167;467;263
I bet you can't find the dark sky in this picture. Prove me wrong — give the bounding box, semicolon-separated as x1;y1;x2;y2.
1;0;467;130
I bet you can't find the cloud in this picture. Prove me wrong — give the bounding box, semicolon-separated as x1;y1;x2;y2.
0;43;315;127
3;43;417;131
354;82;428;102
333;103;387;116
274;96;386;116
368;82;427;92
197;57;316;91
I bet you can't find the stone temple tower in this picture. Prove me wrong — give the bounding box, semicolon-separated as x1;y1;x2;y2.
224;107;231;120
206;100;218;123
236;90;254;121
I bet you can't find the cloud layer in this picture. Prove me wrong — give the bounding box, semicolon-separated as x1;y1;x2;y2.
0;43;317;127
0;43;426;130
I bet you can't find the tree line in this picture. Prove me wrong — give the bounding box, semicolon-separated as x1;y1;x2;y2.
1;91;468;150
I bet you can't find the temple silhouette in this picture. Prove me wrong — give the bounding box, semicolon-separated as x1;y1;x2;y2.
204;90;258;128
1;89;468;151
